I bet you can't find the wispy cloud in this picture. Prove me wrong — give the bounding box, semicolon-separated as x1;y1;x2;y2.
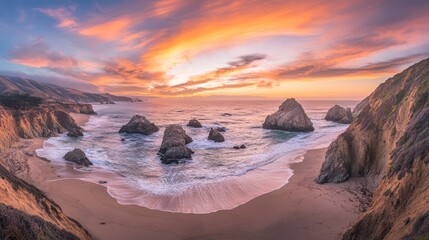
35;6;77;29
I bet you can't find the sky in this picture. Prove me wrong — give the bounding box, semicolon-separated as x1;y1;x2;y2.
0;0;428;100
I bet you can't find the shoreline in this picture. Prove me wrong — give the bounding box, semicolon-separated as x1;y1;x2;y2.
30;123;367;240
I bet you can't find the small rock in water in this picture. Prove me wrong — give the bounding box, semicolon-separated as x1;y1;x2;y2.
208;128;225;142
240;144;246;149
187;119;203;128
119;115;159;135
222;113;232;117
233;146;240;150
215;127;226;132
121;138;125;141
67;128;84;138
98;180;107;184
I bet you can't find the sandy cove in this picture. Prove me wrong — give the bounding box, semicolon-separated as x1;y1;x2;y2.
17;113;369;240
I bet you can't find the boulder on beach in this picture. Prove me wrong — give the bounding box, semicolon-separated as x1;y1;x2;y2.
159;124;193;164
187;119;202;128
325;105;353;124
119;115;159;135
67;128;83;138
262;98;314;132
233;144;246;149
63;148;92;166
208;128;225;142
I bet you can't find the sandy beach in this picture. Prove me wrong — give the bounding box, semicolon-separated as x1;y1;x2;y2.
19;113;369;240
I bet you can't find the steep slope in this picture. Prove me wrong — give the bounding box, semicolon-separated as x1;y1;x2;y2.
0;107;91;239
316;58;429;239
0;75;133;103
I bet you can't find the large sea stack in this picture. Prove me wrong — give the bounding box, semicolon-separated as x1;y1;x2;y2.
325;105;353;124
159;124;194;164
263;98;314;132
119;115;159;135
316;58;429;239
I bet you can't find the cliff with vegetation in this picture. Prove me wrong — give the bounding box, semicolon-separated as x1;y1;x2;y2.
0;106;91;239
316;58;429;239
0;75;133;103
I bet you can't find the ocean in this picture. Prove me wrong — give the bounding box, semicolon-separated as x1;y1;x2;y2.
36;99;358;213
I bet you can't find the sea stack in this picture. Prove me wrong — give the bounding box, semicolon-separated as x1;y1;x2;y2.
159;124;194;164
63;148;92;166
187;119;202;128
263;98;314;132
325;105;353;124
208;128;225;142
119;115;159;135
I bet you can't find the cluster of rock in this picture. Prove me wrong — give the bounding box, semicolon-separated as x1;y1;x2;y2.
325;105;353;124
263;98;314;132
159;125;194;164
119;115;159;135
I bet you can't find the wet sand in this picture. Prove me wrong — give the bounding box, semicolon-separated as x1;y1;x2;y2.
28;126;367;240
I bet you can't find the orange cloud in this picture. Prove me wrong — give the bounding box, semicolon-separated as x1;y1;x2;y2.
79;18;131;41
141;0;349;71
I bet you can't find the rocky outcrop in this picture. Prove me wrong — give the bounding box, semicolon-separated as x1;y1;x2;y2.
187;119;202;128
263;98;314;132
119;115;159;135
0;108;81;151
325;105;353;124
208;128;225;142
316;58;429;239
67;128;83;138
159;125;193;164
63;148;92;166
57;102;97;114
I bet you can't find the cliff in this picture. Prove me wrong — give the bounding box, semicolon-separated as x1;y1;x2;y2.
0;75;132;103
0;107;91;239
316;58;429;239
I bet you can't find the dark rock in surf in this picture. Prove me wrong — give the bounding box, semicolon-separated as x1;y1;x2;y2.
208;128;225;142
159;124;194;164
263;98;314;132
67;128;83;138
325;105;353;124
63;148;92;166
119;115;159;135
187;119;202;128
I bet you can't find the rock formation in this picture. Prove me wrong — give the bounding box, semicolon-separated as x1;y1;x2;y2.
316;58;429;239
0;106;91;239
119;115;159;135
67;128;83;138
208;128;225;142
325;105;353;124
159;124;194;164
63;148;92;166
263;98;314;132
187;119;202;128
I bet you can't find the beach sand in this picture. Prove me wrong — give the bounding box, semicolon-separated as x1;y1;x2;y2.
19;113;368;240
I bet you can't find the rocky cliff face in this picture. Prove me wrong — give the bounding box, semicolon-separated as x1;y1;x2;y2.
316;58;429;239
0;107;90;239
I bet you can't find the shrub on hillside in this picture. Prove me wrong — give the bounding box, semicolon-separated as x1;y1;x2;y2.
0;94;43;110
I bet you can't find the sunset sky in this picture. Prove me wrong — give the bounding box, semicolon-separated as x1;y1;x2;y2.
0;0;428;99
